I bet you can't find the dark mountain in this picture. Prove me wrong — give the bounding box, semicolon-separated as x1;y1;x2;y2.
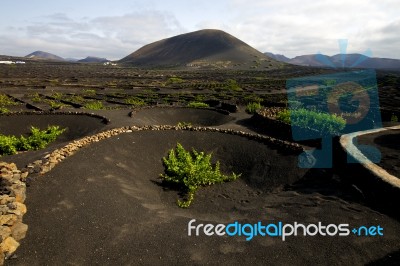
78;56;109;63
25;51;64;61
120;29;282;69
264;52;290;63
65;58;79;62
268;52;400;70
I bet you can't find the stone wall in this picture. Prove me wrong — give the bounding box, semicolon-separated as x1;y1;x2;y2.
0;163;28;264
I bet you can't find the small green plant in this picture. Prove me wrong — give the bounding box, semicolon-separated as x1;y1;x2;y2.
0;135;18;155
68;95;85;104
391;114;398;123
276;108;346;135
243;94;262;104
30;93;42;103
83;89;96;96
125;97;145;107
224;79;242;91
167;77;184;84
50;92;64;100
84;101;104;110
0;107;10;114
245;102;262;114
47;100;66;110
177;122;192;127
187;102;209;108
161;143;240;208
0;94;17;106
0;126;65;156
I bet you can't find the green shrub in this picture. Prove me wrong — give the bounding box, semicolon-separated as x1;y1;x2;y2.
0;94;17;106
0;126;65;155
224;79;242;91
245;102;262;114
125;97;145;107
84;101;104;110
47;100;66;110
83;89;96;95
243;94;262;104
177;122;192;127
276;108;346;135
30;93;42;103
0;107;10;114
167;77;184;84
187;102;209;108
0;135;19;155
161;143;240;208
50;92;64;100
391;114;398;123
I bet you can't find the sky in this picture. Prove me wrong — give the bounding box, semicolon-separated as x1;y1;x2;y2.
0;0;399;60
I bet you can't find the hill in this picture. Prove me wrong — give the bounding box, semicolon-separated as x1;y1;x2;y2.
120;29;282;69
264;52;290;63
266;52;400;70
25;51;64;61
78;56;109;63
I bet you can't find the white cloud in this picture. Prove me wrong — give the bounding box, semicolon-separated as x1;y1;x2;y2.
1;11;185;60
0;1;399;59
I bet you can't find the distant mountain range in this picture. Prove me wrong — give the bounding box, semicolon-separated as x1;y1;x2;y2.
265;52;400;70
78;56;109;63
17;34;400;70
264;52;291;63
119;29;282;69
24;51;109;63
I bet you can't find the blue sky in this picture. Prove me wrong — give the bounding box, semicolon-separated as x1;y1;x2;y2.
1;0;399;60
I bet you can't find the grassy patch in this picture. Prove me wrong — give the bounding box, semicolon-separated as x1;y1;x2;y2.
84;101;104;110
0;126;66;156
276;108;346;135
161;143;240;208
177;122;192;127
0;94;18;107
245;102;262;114
223;79;242;91
0;107;10;114
167;77;184;84
124;96;146;107
187;101;209;108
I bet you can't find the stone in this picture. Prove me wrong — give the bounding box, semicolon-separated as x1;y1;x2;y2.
0;215;17;226
20;172;28;180
0;196;14;205
11;173;21;183
7;164;17;171
0;226;11;242
0;206;9;215
11;223;28;241
10;183;26;203
0;237;19;258
7;203;26;216
0;173;13;182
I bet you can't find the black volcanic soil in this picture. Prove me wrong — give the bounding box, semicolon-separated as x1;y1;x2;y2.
0;62;399;265
9;130;400;265
131;107;234;126
358;129;400;177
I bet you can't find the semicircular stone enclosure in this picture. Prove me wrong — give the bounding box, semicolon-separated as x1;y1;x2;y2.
131;107;234;126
